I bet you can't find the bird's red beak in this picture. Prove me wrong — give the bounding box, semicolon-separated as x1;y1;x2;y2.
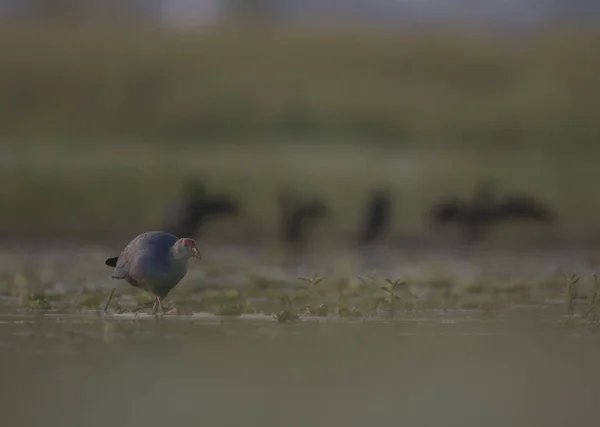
192;246;202;260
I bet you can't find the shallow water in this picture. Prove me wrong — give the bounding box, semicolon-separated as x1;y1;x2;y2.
1;306;600;427
1;244;600;426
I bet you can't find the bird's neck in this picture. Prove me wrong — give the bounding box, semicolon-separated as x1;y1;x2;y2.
169;247;190;263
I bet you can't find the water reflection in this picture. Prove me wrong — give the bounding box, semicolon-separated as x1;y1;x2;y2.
1;310;599;427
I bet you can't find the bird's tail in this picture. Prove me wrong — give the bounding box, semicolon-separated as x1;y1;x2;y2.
105;257;119;268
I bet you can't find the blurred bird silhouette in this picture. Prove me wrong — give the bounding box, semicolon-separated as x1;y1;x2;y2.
358;188;392;244
162;179;240;239
496;194;556;223
430;181;556;242
278;188;329;253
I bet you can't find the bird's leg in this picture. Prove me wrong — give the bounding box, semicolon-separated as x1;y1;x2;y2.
157;297;166;315
152;297;159;315
104;288;116;313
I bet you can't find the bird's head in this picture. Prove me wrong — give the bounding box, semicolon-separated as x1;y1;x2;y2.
173;238;202;261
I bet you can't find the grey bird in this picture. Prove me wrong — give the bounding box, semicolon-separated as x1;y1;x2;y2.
104;231;202;314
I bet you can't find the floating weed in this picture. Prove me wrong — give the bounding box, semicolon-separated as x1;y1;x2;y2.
112;304;131;314
272;294;300;323
26;296;51;310
302;303;329;317
273;309;300;323
336;305;363;318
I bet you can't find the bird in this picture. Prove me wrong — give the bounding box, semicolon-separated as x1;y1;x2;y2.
278;188;329;253
496;194;556;223
359;188;392;244
429;181;556;243
103;231;202;314
162;179;239;238
430;196;494;242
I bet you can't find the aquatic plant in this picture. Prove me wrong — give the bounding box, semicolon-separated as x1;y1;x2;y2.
373;278;417;319
298;272;325;295
273;309;300;323
302;304;329;317
271;293;300;323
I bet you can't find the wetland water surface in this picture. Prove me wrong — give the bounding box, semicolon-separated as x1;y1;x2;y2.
1;245;600;427
1;307;600;427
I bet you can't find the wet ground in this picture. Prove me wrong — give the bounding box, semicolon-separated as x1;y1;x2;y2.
1;244;600;426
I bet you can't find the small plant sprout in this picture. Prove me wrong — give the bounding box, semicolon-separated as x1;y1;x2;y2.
298;272;325;295
373;278;417;319
564;274;579;320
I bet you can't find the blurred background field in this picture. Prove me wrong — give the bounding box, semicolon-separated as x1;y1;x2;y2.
1;25;599;145
0;20;600;244
2;141;600;244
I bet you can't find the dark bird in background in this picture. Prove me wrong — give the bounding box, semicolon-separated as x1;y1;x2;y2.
496;194;556;223
430;181;498;242
358;188;392;244
162;179;240;239
429;181;556;243
278;188;329;253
